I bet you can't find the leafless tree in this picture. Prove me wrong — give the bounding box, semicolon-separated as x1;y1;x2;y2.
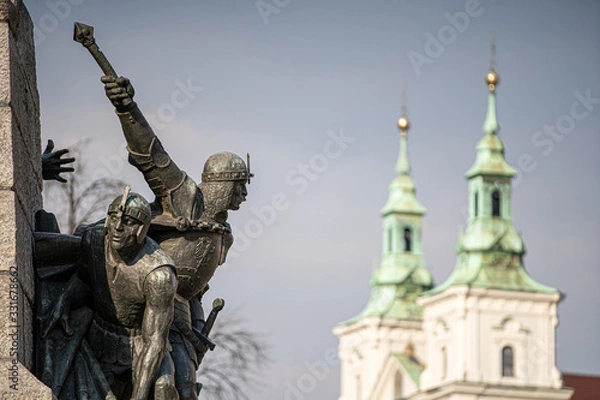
198;310;270;400
43;139;127;234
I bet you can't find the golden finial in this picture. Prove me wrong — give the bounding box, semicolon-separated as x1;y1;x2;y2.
398;117;410;131
486;34;499;91
398;83;410;131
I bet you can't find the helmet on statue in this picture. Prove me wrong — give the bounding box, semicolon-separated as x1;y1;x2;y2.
107;186;152;244
201;152;253;184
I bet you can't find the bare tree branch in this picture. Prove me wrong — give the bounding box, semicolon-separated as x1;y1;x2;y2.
198;311;271;400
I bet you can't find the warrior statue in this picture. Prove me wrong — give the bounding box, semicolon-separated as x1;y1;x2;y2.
38;188;179;400
72;22;252;398
100;73;251;399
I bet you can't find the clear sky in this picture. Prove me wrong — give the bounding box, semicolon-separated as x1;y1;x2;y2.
27;0;599;399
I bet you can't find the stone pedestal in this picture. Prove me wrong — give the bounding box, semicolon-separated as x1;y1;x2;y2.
0;0;54;398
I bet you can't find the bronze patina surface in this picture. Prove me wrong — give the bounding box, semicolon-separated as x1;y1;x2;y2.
37;189;178;400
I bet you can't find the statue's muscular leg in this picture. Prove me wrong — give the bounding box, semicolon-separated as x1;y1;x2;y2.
171;340;199;400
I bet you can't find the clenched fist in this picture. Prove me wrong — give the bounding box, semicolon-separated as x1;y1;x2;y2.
101;75;136;112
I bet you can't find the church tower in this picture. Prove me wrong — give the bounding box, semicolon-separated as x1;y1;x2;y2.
334;92;434;400
415;41;573;400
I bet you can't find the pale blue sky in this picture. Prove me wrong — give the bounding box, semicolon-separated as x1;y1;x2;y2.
28;0;600;398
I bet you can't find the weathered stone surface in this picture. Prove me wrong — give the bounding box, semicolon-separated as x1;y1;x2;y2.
11;129;40;223
12;3;37;95
9;38;41;159
0;191;17;271
0;22;10;105
0;0;12;20
0;1;50;397
18;292;32;369
0;361;55;400
0;13;42;190
0;0;19;36
0;112;15;189
0;242;35;368
0;190;34;304
0;273;19;359
14;204;34;304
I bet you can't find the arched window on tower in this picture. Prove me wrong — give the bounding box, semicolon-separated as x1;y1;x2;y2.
404;227;412;252
492;190;501;217
394;370;402;398
441;347;447;380
502;346;514;377
474;192;479;217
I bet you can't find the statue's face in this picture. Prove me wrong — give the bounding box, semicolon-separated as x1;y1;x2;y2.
228;181;247;210
106;213;143;252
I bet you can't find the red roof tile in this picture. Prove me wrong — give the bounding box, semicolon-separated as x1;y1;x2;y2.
563;373;600;400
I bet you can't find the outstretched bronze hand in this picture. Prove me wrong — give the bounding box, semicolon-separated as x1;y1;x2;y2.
41;139;75;183
102;75;136;112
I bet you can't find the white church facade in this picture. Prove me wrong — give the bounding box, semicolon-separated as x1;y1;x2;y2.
333;54;575;400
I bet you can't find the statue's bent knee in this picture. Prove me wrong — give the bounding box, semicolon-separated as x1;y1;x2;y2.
154;374;179;400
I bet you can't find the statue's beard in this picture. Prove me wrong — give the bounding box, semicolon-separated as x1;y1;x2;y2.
199;182;234;222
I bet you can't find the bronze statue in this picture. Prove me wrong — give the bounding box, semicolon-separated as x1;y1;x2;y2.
41;139;75;182
60;22;253;399
101;75;250;400
38;188;178;400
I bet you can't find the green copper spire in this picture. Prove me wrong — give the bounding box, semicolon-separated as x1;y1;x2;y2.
483;35;499;135
396;129;410;175
339;93;433;326
465;39;516;179
424;42;557;297
381;89;426;216
483;89;499;134
396;86;411;175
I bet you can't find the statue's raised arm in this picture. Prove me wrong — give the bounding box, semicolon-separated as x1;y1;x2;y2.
100;75;203;224
74;21;201;223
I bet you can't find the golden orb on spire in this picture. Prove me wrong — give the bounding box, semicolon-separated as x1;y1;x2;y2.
398;116;410;131
486;70;499;90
